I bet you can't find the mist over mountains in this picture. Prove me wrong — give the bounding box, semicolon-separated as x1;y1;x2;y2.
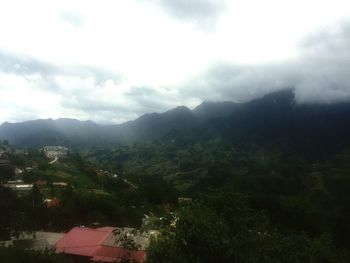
1;89;350;158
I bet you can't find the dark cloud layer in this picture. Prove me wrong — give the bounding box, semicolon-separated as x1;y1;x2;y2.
184;20;350;104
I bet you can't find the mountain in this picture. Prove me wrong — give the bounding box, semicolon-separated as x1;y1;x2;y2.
0;106;201;147
193;101;240;120
1;89;350;158
0;118;101;147
210;89;350;158
103;106;200;142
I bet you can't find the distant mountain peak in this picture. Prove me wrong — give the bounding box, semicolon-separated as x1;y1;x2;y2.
161;106;192;118
1;121;11;126
167;105;191;113
243;89;296;111
54;118;97;125
193;100;239;120
1;89;350;151
261;88;295;103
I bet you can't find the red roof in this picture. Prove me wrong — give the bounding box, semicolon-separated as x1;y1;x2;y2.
46;197;60;208
56;227;112;257
55;227;146;262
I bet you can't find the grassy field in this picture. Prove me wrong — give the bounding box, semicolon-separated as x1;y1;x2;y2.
31;156;101;192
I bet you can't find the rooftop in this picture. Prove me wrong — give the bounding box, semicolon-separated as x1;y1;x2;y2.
55;226;147;263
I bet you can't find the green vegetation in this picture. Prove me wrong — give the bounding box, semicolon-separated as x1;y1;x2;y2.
147;192;348;263
86;138;350;261
0;147;163;235
2;132;350;261
0;246;73;263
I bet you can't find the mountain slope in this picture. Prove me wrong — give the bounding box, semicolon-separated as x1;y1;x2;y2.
0;118;101;147
1;89;350;157
193;101;240;120
211;89;350;158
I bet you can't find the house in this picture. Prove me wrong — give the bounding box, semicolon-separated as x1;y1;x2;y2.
2;180;33;195
6;180;24;184
44;197;61;208
41;146;68;158
35;179;47;187
4;182;33;192
55;227;149;262
15;167;23;176
25;167;34;172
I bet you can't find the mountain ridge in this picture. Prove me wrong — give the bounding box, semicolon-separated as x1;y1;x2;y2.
1;89;350;158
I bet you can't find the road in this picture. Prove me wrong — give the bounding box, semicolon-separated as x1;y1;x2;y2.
49;156;58;165
122;179;138;189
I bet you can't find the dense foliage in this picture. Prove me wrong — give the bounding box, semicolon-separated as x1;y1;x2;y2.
86;138;350;261
147;192;348;263
0;246;73;263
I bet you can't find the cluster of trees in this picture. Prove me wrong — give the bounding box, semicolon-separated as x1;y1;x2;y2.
0;183;145;237
147;191;349;263
87;138;350;261
0;149;164;236
0;165;14;181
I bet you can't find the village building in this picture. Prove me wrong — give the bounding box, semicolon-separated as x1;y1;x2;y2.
41;146;68;158
6;179;24;184
14;167;23;176
44;197;61;208
25;166;34;172
4;179;32;189
4;183;33;192
3;180;33;194
1;226;157;262
55;226;155;262
35;179;47;187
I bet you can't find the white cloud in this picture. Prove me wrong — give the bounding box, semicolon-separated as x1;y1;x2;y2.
0;73;62;122
0;0;350;124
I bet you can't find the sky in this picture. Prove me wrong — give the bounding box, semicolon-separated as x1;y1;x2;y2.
1;0;350;124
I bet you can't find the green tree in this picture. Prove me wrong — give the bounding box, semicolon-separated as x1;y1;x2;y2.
0;246;73;263
147;192;347;263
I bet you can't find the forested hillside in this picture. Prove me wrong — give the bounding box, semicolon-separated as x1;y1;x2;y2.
84;135;350;261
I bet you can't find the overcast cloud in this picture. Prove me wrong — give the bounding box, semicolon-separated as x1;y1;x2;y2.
1;0;350;124
141;0;227;29
184;20;350;104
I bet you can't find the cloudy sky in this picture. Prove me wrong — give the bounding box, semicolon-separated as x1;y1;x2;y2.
1;0;350;124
